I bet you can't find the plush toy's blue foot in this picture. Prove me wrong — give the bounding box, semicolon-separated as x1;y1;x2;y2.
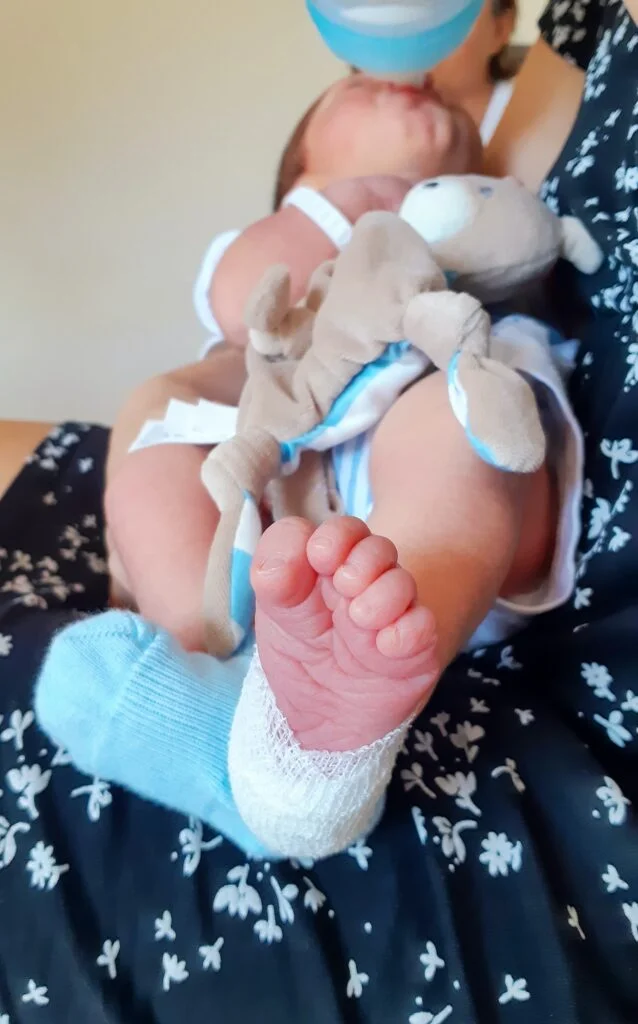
35;609;270;858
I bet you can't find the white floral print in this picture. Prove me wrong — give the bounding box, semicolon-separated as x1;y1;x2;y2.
199;938;224;971
154;911;176;942
622;903;638;943
346;959;369;999
26;841;69;891
162;953;189;991
21;981;49;1007
420;942;445;982
601;864;628;893
595;777;631;825
479;833;523;877
97;940;120;980
498;976;530;1005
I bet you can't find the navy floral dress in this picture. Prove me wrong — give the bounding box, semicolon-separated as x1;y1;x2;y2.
1;3;637;1021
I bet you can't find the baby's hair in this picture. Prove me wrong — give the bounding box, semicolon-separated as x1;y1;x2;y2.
272;96;322;211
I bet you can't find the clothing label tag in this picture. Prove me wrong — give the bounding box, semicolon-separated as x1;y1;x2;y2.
129;399;239;453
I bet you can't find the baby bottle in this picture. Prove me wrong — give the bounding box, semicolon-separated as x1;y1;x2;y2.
307;0;483;82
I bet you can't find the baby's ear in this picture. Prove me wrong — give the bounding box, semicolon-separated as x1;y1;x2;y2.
560;216;604;275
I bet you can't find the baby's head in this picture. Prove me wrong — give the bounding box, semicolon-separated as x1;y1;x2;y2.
273;76;483;210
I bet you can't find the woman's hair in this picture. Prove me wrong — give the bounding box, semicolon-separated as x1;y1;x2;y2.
490;0;518;82
273;0;518;210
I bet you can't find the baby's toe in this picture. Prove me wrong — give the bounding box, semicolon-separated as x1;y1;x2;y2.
376;605;437;660
306;517;370;576
348;566;416;631
252;517;316;610
332;534;398;599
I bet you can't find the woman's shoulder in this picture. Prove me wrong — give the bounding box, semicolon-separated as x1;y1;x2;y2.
538;0;607;72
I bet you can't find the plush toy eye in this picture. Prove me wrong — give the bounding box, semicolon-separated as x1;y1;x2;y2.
423;181;440;189
480;186;494;197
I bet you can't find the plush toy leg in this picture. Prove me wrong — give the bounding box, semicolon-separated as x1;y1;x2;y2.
404;290;545;473
404;290;490;369
299;212;445;419
201;428;281;658
306;259;336;312
450;352;547;474
244;265;293;356
268;451;342;526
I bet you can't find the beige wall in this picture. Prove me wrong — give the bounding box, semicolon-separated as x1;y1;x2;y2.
0;1;541;425
0;1;340;423
515;0;544;44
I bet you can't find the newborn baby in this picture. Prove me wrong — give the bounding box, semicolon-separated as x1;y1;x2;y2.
36;78;598;860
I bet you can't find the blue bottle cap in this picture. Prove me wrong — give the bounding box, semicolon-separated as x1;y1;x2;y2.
307;0;483;75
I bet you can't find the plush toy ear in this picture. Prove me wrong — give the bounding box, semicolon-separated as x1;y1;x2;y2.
560;216;604;275
306;259;336;312
244;264;292;355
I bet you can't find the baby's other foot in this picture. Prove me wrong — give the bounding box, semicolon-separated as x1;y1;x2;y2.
252;517;439;752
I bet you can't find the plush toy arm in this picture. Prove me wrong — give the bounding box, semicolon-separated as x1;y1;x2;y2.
306;259;336;312
450;352;547;474
405;290;545;474
244;265;293;356
404;290;491;370
201;429;281;658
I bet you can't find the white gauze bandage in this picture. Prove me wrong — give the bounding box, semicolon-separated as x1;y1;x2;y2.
228;649;410;860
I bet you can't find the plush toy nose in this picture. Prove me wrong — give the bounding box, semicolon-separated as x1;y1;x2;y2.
399;178;478;245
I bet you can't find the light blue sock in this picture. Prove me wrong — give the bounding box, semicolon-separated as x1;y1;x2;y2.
34;610;272;859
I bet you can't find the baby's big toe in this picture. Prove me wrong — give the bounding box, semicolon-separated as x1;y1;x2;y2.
251;517;317;610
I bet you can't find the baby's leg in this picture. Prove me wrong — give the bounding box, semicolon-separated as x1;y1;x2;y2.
228;371;555;857
105;349;246;651
106;444;219;651
251;370;554;749
367;369;555;669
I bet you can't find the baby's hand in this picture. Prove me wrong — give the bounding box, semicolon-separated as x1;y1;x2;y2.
323;175;415;224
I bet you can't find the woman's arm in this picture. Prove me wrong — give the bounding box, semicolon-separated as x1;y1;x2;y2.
485;37;585;192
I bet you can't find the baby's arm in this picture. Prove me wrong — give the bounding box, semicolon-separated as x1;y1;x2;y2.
211;177;413;346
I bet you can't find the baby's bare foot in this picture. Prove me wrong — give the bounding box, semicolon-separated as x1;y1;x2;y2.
252;516;439;752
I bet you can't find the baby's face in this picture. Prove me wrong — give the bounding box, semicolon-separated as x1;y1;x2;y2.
301;75;482;190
